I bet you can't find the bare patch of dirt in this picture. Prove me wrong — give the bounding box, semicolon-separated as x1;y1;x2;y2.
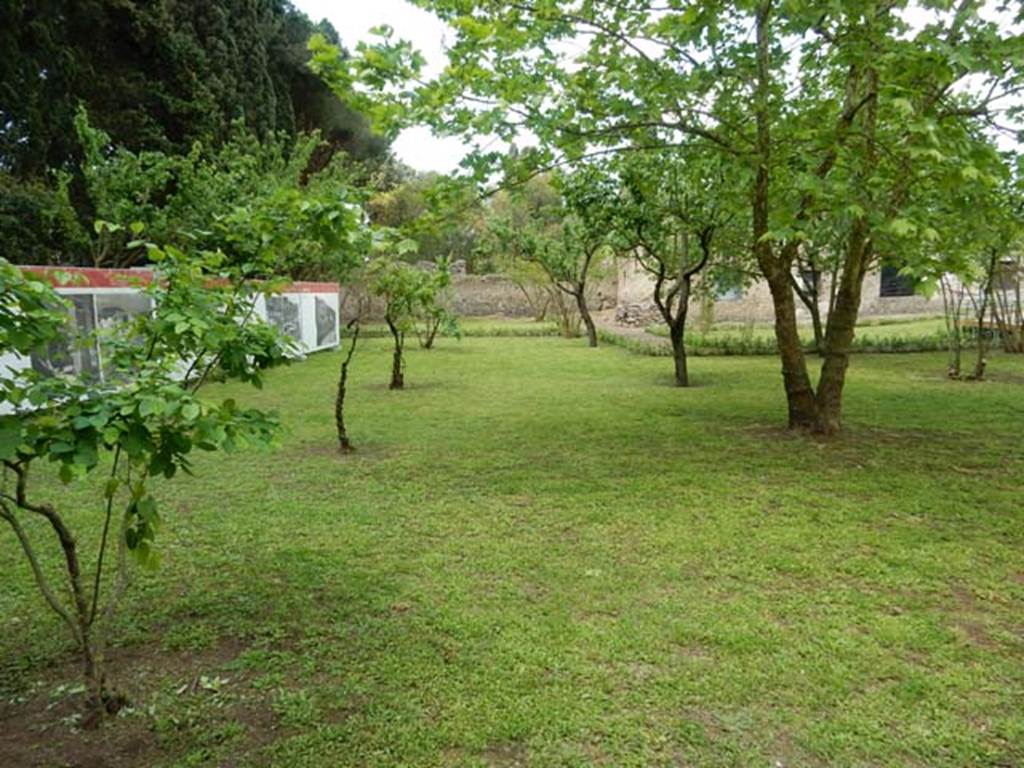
0;693;159;768
948;584;996;649
0;638;274;768
670;640;713;661
481;742;528;767
580;739;612;765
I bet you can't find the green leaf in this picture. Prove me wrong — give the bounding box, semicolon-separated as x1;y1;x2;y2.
138;397;165;417
0;416;21;461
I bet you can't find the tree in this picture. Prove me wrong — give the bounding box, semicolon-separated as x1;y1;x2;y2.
0;1;385;179
905;154;1023;379
335;319;362;452
367;243;424;390
0;2;386;269
548;167;619;348
613;150;742;385
312;1;1022;434
0;244;291;724
988;159;1024;355
62;109;368;278
481;173;608;344
415;258;459;350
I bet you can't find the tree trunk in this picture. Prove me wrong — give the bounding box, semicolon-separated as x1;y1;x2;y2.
813;57;878;435
814;220;870;435
669;322;688;387
752;3;817;431
808;298;824;355
42;506;106;719
386;316;404;390
3;466;129;728
421;317;439;350
791;269;824;354
335;322;360;451
764;264;819;429
972;250;997;380
941;277;964;378
576;291;597;347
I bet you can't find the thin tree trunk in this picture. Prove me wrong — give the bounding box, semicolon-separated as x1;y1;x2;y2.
941;276;964;378
335;321;360;451
791;268;824;354
386;316;404;390
576;291;598;347
972;250;998;380
808;298;824;355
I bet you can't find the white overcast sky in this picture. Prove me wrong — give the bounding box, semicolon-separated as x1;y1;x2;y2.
293;0;469;173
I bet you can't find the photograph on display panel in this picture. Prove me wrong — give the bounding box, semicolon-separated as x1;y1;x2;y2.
95;293;154;378
30;293;100;379
266;295;302;341
315;295;338;347
95;293;152;329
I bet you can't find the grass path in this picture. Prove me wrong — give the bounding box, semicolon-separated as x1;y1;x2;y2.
1;338;1022;767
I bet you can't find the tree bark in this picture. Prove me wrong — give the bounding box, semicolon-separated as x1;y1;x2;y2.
764;262;819;428
791;265;824;354
971;250;998;380
752;3;818;430
814;219;870;435
386;315;404;390
808;298;824;355
421;317;439;350
813;58;878;435
576;291;598;347
335;321;360;451
669;322;688;387
941;276;964;378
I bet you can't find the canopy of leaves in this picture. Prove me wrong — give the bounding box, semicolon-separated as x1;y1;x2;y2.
0;0;387;178
314;1;1023;281
9;110;370;280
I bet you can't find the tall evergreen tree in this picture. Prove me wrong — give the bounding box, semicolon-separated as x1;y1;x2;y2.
0;0;385;178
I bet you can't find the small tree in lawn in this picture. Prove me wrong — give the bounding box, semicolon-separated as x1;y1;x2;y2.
484;172;609;344
335;318;362;452
368;240;422;390
904;154;1020;380
415;257;459;350
0;245;290;725
613;150;741;386
539;167;618;349
989;158;1024;355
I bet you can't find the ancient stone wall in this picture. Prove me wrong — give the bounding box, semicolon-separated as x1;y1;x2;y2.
614;261;945;327
340;272;618;322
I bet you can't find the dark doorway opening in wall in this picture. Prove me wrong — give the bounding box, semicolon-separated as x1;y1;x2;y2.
879;265;916;297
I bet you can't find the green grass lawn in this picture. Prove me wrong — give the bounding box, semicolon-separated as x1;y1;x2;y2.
2;337;1023;767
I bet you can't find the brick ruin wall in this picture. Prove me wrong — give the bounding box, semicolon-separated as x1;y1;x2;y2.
339;262;943;324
